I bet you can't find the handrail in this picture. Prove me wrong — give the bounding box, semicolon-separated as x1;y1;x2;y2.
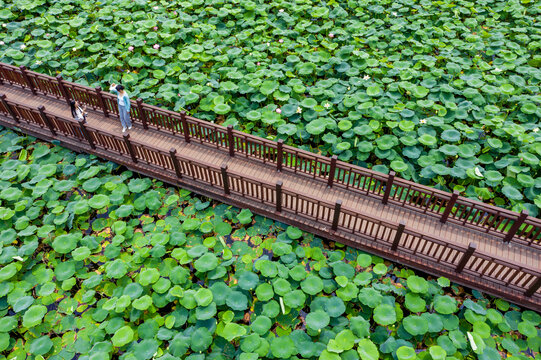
0;94;540;307
0;62;539;248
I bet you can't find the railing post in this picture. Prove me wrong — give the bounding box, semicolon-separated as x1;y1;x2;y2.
79;119;95;149
331;199;342;231
0;94;19;123
123;134;137;163
382;171;395;205
440;190;459;224
276;180;283;212
227;125;235;157
137;98;148;130
503;210;528;243
37;106;56;136
525;276;541;297
95;86;109;118
180;111;190;143
456;243;476;273
170;148;182;179
19;66;36;95
276;139;283;172
221;164;230;195
327;155;337;187
391;221;406;251
56;75;71;105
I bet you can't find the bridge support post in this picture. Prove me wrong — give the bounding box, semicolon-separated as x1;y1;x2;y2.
19;66;36;95
276;139;283;172
95;86;109;118
137;98;148;130
276;180;283;212
503;210;528;243
221;164;230;195
180;111;190;143
227;125;235;156
327;155;337;187
331;199;342;231
123;134;137;163
0;94;19;123
391;221;406;251
382;171;395;205
37;106;56;136
56;75;71;106
525;276;541;297
440;190;459;224
79;119;95;149
456;243;476;273
170;148;182;179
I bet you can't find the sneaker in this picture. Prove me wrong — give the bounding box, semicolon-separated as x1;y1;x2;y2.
128;126;132;130
122;127;126;133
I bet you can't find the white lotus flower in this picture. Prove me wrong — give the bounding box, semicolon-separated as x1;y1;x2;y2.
296;107;302;114
474;167;483;178
419;119;427;124
324;103;331;108
533;128;539;133
72;47;77;51
0;41;4;45
494;67;502;72
347;87;350;90
363;75;370;80
36;60;42;65
392;12;397;16
2;24;6;28
206;82;212;86
20;44;26;50
279;8;284;12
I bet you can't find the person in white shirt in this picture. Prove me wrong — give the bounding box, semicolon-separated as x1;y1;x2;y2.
109;84;132;132
70;100;87;121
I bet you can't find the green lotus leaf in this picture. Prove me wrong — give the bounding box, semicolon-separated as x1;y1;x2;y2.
237;208;253;224
366;85;382;97
357;339;379;360
237;271;259;290
226;291;248;311
88;194;110;209
403;315;429;336
502;185;523;201
284;290;306;309
132;295;153;310
286;226;302;239
412;85;429;98
214;103;231;115
194;253;218;272
373;304;396;325
219;322;246;342
51;233;78;254
301;275;324;295
306;310;330;331
418;134;437;146
251;316;272;335
29;335;53;355
433;295;458;314
396;346;417;360
271;336;297;358
23;305;47;328
112;326;134;347
0;263;18;282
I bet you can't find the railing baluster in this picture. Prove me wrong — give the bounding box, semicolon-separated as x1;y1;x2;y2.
331;199;342;231
55;75;71;105
79;119;95;149
123;134;137;163
95;86;109;117
170;148;182;179
221;164;230;194
327;155;337;187
456;243;476;273
227;125;235;156
391;221;406;251
0;94;19;122
37;106;56;135
276;180;283;212
181;111;190;143
19;66;36;95
137;98;148;130
525;276;541;297
503;210;528;243
382;171;395;205
440;190;459;224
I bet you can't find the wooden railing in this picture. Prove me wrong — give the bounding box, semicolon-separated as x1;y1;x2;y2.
0;62;540;249
1;94;540;308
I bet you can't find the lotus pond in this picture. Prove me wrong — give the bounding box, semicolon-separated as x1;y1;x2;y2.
0;0;540;215
1;127;541;360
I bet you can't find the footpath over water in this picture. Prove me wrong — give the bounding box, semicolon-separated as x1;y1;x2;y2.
0;63;540;311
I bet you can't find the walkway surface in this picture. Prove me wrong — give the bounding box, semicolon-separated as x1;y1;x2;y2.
1;80;540;311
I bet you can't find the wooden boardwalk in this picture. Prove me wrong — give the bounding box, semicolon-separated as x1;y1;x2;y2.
1;63;540;311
